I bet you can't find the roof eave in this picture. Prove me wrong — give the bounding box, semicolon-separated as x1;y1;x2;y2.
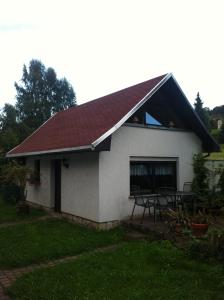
6;145;92;158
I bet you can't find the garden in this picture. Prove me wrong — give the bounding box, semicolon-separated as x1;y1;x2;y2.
0;154;224;299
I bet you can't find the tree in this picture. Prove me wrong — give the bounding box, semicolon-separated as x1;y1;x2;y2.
192;153;209;198
219;122;224;143
0;104;20;153
15;60;76;131
0;104;17;131
194;93;211;130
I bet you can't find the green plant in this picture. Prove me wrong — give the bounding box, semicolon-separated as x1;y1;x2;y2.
0;160;32;203
192;153;209;198
188;229;224;262
218;168;224;194
167;209;189;225
190;210;212;224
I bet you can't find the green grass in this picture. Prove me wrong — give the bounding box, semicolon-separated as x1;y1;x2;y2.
0;197;46;224
8;241;224;300
207;144;224;160
0;219;124;268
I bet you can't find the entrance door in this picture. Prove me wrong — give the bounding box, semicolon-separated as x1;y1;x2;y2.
54;159;61;212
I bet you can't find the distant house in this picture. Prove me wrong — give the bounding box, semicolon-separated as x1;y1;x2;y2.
217;119;223;129
7;74;219;228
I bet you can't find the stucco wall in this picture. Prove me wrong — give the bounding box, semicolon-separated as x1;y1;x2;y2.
26;158;53;208
61;152;99;222
26;152;100;222
99;125;202;222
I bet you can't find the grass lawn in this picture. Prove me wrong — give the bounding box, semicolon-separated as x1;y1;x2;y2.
8;241;224;300
0;219;124;269
0;197;46;224
207;144;224;160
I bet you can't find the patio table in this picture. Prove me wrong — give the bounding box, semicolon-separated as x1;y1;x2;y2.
167;191;195;211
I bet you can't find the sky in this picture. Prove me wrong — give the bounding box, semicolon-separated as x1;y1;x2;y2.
0;0;223;110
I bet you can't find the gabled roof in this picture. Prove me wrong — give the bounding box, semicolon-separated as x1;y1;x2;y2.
7;73;219;157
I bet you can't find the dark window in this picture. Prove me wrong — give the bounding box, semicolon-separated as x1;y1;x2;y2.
130;161;176;194
34;160;40;181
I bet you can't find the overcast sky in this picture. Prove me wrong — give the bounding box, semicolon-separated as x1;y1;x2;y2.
0;0;223;110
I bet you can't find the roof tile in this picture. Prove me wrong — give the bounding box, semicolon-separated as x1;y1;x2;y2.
8;74;167;156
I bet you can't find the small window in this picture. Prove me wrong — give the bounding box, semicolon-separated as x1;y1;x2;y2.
145;112;162;126
34;160;40;182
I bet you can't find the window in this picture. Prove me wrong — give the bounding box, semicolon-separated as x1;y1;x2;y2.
34;160;40;182
130;161;176;194
145;112;162;126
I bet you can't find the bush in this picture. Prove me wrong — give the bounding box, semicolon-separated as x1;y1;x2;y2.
188;229;224;262
0;184;21;204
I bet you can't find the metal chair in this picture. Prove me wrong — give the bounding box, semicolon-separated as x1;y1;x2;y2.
156;194;172;220
157;187;176;209
131;194;155;223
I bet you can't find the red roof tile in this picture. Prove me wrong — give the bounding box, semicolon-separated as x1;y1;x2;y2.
7;74;167;156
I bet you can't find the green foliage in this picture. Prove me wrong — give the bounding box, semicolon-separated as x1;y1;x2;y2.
194;93;211;130
0;103;17;131
211;128;220;143
8;241;224;300
192;153;209;197
219;122;224;143
188;229;224;262
0;161;32;202
15;59;76;130
207;144;224;160
0;60;77;200
218;168;224;193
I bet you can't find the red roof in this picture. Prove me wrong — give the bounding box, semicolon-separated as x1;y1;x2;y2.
7;74;168;156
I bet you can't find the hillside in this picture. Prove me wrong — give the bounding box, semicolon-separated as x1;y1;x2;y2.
207;144;224;160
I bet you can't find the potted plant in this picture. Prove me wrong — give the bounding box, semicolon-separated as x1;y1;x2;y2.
190;210;211;237
167;209;189;234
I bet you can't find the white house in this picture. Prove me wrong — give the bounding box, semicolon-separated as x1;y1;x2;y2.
7;73;219;228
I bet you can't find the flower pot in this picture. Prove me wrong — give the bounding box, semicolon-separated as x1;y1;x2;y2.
191;223;209;237
175;223;182;234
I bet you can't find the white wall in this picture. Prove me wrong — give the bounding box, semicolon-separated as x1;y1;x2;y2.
26;158;53;208
61;152;99;222
26;125;202;224
26;152;100;222
99;125;202;222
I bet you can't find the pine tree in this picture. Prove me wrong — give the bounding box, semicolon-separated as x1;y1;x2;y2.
194;92;210;130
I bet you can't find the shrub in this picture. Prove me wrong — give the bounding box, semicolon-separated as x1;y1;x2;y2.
188;229;224;262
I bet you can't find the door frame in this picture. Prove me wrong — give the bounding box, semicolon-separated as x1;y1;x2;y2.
54;159;61;212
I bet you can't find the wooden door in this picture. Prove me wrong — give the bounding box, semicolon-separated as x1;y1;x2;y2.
54;159;61;212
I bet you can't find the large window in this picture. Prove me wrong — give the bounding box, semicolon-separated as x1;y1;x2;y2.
130;161;176;194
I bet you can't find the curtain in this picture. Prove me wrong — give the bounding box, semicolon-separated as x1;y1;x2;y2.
155;165;173;175
130;164;149;176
